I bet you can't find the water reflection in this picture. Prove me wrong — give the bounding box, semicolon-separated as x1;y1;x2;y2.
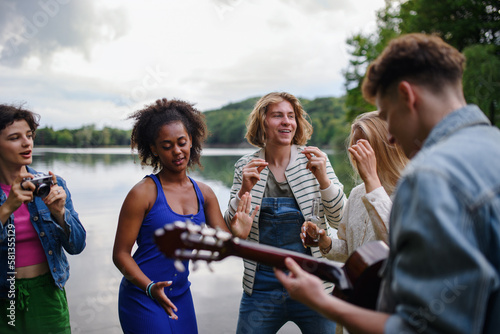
29;147;355;333
33;147;356;195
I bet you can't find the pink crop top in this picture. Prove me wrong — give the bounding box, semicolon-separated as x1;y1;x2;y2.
1;184;47;267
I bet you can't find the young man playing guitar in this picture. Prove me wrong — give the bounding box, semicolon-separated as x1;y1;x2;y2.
275;33;500;334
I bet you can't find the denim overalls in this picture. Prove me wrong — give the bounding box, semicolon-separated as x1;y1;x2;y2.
236;197;336;334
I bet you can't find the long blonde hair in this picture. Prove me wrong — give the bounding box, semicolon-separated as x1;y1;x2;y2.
245;92;313;148
348;111;408;195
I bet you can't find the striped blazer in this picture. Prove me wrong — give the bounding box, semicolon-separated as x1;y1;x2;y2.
223;145;346;295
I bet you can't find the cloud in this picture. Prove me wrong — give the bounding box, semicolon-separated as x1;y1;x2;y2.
0;0;129;67
129;0;361;107
0;0;385;130
0;65;132;128
107;0;364;105
277;0;355;14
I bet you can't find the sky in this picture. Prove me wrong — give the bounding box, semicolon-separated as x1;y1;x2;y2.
0;0;385;130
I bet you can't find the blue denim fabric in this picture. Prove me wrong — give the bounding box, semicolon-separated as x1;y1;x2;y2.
236;197;336;334
0;166;86;295
378;105;500;334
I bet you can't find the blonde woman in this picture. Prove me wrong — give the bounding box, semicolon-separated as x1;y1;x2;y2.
303;111;407;261
302;110;407;334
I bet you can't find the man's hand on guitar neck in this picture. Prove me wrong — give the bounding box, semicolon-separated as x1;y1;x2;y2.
229;192;259;239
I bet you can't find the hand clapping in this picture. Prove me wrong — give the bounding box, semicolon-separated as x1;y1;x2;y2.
230;192;259;239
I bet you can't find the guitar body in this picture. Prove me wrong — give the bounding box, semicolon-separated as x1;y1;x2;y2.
154;222;389;310
332;241;388;309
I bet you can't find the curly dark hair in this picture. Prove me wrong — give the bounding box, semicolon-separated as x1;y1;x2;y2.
0;103;40;134
128;98;207;172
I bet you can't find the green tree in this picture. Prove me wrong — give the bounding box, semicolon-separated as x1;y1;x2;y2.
35;126;56;145
399;0;500;51
74;125;94;148
204;108;250;146
109;127;131;146
99;127;111;147
343;0;500;123
343;1;400;121
56;130;73;146
463;44;500;127
35;125;131;147
303;97;350;148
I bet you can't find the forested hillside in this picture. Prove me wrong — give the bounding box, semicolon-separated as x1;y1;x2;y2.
204;96;350;150
35;96;352;150
35;125;131;148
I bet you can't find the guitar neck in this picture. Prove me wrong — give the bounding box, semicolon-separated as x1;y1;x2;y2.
229;238;349;288
154;222;388;310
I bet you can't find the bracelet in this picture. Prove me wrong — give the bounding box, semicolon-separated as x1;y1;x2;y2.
320;240;332;255
146;281;156;300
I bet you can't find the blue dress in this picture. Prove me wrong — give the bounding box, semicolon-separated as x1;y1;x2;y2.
118;174;204;334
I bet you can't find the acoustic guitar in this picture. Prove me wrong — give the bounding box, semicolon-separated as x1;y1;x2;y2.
154;221;389;310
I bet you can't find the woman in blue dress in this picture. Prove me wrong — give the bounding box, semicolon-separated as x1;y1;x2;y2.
113;98;256;334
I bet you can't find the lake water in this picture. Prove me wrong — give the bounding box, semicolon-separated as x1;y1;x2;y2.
30;147;355;334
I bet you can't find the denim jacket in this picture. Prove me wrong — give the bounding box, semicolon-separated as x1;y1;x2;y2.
378;105;500;333
0;166;86;296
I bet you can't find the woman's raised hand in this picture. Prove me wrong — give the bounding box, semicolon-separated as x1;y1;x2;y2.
348;139;381;193
230;192;259;239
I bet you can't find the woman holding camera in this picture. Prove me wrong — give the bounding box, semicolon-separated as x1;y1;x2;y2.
0;103;86;334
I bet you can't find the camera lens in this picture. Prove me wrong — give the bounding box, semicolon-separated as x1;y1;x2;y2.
36;184;51;198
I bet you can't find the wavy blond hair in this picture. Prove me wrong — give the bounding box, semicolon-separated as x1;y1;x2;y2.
245;92;313;148
348;111;408;195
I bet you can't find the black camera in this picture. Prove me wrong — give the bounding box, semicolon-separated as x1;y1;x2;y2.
23;173;53;198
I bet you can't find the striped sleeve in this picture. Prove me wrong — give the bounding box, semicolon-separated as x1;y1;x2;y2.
224;153;254;227
320;157;346;229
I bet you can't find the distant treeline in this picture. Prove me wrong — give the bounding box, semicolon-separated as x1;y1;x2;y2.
35;96;352;150
203;96;350;150
35;125;132;147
